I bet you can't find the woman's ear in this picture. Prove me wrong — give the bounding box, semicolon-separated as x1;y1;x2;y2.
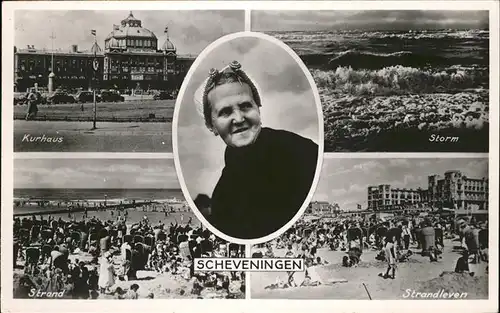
206;118;219;136
207;124;219;136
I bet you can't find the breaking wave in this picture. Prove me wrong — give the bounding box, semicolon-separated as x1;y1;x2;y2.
312;65;488;96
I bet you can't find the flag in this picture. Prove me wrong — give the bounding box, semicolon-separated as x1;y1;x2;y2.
164;26;169;33
91;30;96;36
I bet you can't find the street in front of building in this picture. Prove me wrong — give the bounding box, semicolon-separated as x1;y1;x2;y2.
15;120;172;152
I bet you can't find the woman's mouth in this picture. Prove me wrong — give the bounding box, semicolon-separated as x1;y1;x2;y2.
232;127;249;134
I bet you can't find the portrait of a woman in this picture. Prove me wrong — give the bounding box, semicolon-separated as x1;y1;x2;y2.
197;60;318;239
175;34;322;242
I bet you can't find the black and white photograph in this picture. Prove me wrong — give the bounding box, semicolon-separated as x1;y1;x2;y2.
2;2;499;313
12;159;246;300
174;33;323;242
252;10;490;152
13;10;245;152
250;157;489;300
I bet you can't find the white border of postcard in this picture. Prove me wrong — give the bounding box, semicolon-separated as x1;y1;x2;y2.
2;1;499;313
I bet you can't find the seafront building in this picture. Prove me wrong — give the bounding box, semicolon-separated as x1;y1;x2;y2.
14;12;195;92
427;170;489;213
367;185;425;211
367;170;488;213
307;201;341;215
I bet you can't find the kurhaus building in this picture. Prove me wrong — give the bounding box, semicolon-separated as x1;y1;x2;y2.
14;12;195;92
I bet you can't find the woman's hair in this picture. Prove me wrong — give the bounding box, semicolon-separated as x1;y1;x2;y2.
202;61;261;129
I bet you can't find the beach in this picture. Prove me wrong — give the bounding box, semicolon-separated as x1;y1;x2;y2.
13;205;245;299
13;187;246;300
251;239;488;300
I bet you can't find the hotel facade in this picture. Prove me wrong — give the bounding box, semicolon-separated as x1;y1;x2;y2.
14;12;195;92
367;170;488;212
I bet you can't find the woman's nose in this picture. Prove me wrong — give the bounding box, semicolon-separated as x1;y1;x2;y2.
232;110;245;123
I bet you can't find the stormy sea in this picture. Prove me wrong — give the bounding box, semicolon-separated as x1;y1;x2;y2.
271;29;489;152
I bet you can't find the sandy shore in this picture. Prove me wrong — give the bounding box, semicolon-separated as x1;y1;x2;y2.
13;209;245;299
250;239;488;299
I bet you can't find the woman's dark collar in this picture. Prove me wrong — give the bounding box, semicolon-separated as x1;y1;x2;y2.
224;127;271;165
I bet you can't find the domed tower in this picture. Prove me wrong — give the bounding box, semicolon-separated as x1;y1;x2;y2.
104;11;158;52
103;12;162;90
162;27;177;84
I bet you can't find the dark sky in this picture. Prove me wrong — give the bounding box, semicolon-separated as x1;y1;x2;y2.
252;10;489;31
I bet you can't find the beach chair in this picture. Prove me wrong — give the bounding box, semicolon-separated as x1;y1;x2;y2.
123;234;133;244
133;235;144;244
71;232;81;245
126;248;132;261
145;235;155;247
41;244;53;264
40;228;53;240
30;225;41;239
109;229;118;239
25;246;40;274
18;228;30;244
98;228;109;239
134;243;145;255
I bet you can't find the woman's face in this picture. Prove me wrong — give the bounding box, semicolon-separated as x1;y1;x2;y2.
208;82;261;148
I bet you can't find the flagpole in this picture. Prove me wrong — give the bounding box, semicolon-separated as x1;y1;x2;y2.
92;30;97;130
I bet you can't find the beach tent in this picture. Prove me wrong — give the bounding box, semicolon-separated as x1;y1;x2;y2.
478;228;488;249
179;241;191;259
420;226;435;254
80;232;89;251
100;236;110;254
463;226;480;253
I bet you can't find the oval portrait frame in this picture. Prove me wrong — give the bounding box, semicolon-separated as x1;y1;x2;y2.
172;31;324;245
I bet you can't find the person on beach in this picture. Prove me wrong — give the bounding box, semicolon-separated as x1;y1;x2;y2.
196;60;318;239
123;283;140;299
402;223;411;250
382;236;397;279
98;252;115;294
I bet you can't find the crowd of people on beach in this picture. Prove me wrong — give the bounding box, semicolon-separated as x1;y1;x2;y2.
255;205;488;289
13;203;246;299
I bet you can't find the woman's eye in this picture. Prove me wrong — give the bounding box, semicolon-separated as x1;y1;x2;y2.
239;102;253;110
219;108;232;117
